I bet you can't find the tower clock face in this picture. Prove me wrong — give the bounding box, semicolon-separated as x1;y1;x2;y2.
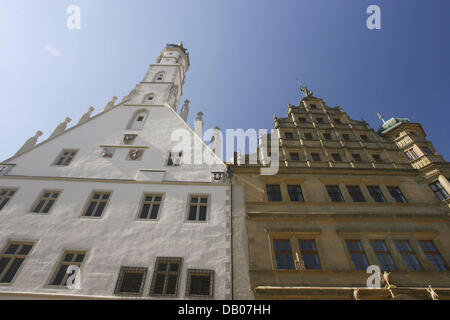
123;134;136;145
128;149;143;161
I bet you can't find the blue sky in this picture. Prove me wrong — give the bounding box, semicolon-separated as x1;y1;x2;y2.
0;0;449;161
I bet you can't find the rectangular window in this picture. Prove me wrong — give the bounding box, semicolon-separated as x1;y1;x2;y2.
334;118;341;124
370;240;396;271
114;267;148;296
49;250;86;287
323;133;331;140
326;185;344;202
167;151;182;166
54;149;77;166
287;185;304;202
346;240;369;271
404;149;419;161
299;240;321;270
342;134;350;141
367;186;385;203
150;257;182;296
310;104;317;109
394;240;422;271
290;152;300;161
284;132;294;140
0;188;17;211
311;153;321;161
185;269;214;298
429;181;449;201
266;185;282;202
0;241;34;284
298;117;306;123
31;190;60;214
187;195;208;221
419;240;447;271
352;154;362;162
304;133;313;140
372;154;382;163
273;239;294;270
331;153;342;162
346;185;365;202
138;194;163;220
360;134;369;142
387;187;407;203
316;117;324;123
83;191;111;217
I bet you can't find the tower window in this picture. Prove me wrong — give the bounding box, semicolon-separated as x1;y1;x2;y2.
155;72;165;81
404;149;419;161
266;185;282;202
367;186;385;203
127;110;148;130
0;241;34;284
346;185;365;202
429;181;449;201
326;185;344;202
31;190;60;214
420;146;433;155
114;267;148;296
387;186;407;203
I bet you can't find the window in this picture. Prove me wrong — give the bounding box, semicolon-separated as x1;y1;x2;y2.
31;190;60;214
316;117;324;123
0;241;34;284
144;93;155;103
367;186;385;203
54;149;77;166
310;104;317;109
419;240;447;271
298;117;306;123
287;185;304;202
167;151;182;166
346;240;369;271
185;269;214;298
387;187;407;203
49;250;86;287
342;134;350;141
83;192;111;217
273;240;294;270
284;132;294;140
429;181;449;201
187;195;208;221
138;194;162;220
299;240;321;270
404;149;419;161
370;240;396;271
326;185;344;202
0;188;17;211
290;152;300;161
150;257;182;296
331;153;342;162
372;154;382;163
352;154;362;162
394;240;422;271
311;153;321;161
304;133;313;140
360;134;369;142
155;72;165;81
114;267;148;296
323;133;331;140
266;185;282;202
334;118;341;124
347;185;365;202
420;146;433;155
128;110;148;130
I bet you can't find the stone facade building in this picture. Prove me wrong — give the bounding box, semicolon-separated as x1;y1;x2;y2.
231;89;450;300
0;44;232;299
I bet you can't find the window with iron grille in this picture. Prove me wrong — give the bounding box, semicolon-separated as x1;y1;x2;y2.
346;240;369;271
346;185;365;202
287;185;304;202
82;192;111;217
299;240;321;270
326;185;344;202
387;187;407;203
429;181;449;201
290;152;300;161
311;153;321;161
0;188;17;211
150;257;182;296
138;194;162;220
419;240;447;271
370;240;396;271
273;239;294;270
31;190;60;214
331;153;342;162
54;149;77;166
185;269;214;298
114;266;147;296
187;195;208;221
266;185;282;202
394;240;422;271
49;250;86;287
0;241;34;284
367;186;385;203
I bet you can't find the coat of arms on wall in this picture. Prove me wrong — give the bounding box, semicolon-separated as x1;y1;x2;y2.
128;149;144;161
101;148;115;158
123;134;137;145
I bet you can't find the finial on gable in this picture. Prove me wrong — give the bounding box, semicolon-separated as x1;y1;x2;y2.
14;130;43;157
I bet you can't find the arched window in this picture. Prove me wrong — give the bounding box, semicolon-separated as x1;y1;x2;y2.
127;109;148;130
154;71;165;82
143;93;156;104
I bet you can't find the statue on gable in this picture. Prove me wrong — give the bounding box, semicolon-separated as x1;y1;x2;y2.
104;96;118;111
299;85;313;97
49;117;71;139
78;106;95;125
14;130;43;156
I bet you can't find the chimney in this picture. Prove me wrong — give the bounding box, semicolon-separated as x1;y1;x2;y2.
180;99;190;122
194;112;203;138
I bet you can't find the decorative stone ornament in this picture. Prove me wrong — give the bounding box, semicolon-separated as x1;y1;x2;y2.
104;96;118;111
127;149;143;161
122;134;137;145
211;172;224;183
49;117;72;139
14;130;43;157
101;148;115;158
78;106;95;125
